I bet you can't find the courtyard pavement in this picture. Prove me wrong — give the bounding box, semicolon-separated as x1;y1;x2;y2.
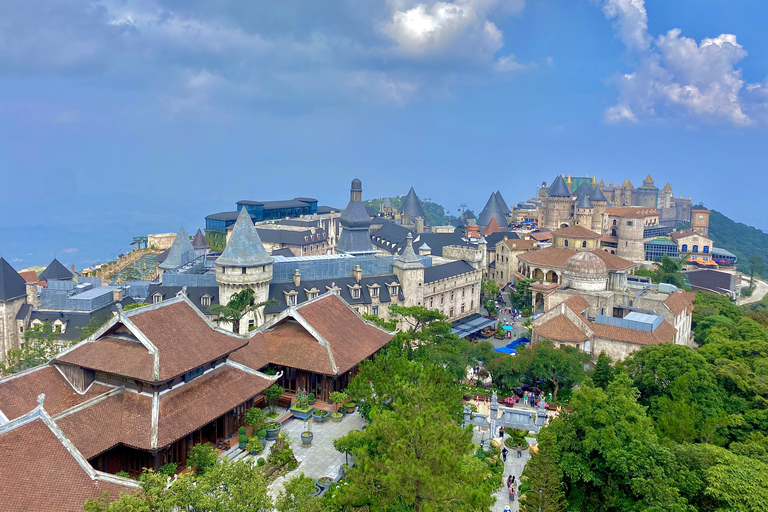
472;428;534;512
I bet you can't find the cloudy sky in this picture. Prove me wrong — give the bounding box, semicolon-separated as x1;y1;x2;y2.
1;0;767;268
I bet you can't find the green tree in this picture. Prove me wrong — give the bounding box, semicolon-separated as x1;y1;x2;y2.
591;351;614;389
748;255;765;286
510;278;534;312
186;442;218;475
265;384;284;414
515;340;589;401
519;436;566;512
654;254;688;289
1;321;66;375
209;288;276;333
275;473;321;512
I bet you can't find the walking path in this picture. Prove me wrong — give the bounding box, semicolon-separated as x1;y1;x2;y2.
472;428;534;512
737;278;768;305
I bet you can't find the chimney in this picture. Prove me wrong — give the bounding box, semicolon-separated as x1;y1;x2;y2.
71;264;76;271
418;244;431;256
415;218;425;234
353;264;362;283
293;269;301;286
350;178;363;202
112;288;123;303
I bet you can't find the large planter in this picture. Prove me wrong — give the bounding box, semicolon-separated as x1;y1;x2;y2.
290;405;314;421
301;432;314;445
265;424;282;440
312;410;329;424
344;402;356;414
331;412;343;423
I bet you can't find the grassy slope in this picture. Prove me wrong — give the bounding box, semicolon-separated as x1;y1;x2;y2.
709;209;768;275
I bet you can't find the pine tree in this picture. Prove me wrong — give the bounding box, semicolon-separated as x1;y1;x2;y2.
592;352;614;390
519;443;566;512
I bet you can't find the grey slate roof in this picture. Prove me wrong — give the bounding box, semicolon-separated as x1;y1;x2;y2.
155;248;170;266
548;175;572;197
316;206;342;214
271;248;296;257
370;220;471;257
477;193;509;228
38;258;75;282
0;257;27;301
575;192;594;209
484;231;521;248
159;227;195;270
401;187;427;218
265;275;403;314
494;191;510;215
394;233;425;270
192;229;210;250
572;182;593;198
145;284;219;315
589;185;607;202
337;181;374;253
16;303;31;320
256;228;328;246
27;297;135;341
216;208;274;267
424;260;476;283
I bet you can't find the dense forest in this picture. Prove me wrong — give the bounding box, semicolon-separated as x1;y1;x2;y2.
709;209;768;277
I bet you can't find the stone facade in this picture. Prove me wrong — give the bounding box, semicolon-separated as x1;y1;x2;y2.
422;270;482;321
0;295;25;360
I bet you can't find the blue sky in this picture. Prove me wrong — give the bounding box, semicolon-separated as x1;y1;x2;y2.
1;0;767;270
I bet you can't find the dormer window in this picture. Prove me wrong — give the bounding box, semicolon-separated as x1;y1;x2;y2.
153;293;162;304
371;287;379;298
201;295;211;307
352;288;361;299
390;286;398;296
287;294;297;306
284;289;299;306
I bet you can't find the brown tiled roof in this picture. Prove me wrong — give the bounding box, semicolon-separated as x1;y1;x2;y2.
233;294;394;376
503;238;537;251
553;226;600;238
57;337;155;381
563;295;590;315
129;300;249;381
482;217;501;236
0;366;114;421
664;290;695;315
604;207;658;218
0;417;132;512
18;270;38;283
590;320;676;346
158;365;272;447
669;229;706;241
591;250;636;271
299;294;395;373
601;236;618;244
518;246;574;268
536;315;588;342
530;232;553;242
57;391;153;458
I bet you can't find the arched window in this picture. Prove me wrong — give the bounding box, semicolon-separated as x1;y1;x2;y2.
703;246;710;254
692;245;699;253
613;220;617;226
681;244;688;253
581;240;587;248
564;239;569;247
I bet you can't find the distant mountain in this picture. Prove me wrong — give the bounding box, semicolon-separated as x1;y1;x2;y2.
709;210;768;275
364;198;460;227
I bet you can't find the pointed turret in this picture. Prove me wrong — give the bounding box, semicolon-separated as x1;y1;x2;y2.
38;258;75;281
159;227;196;270
599;179;605;187
477;192;509;228
337;179;374;254
215;209;273;268
575;192;593;209
0;257;27;301
494;191;510;215
548;175;571;197
589;185;607;202
621;179;634;189
394;233;424;270
592;175;597;185
662;183;673;192
192;229;210;251
572;182;593;198
401;187;426;219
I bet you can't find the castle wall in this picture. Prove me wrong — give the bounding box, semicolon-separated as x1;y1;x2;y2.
422;269;481;322
0;296;25;362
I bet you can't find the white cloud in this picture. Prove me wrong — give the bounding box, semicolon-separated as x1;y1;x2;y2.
596;0;767;125
61;248;79;254
494;53;535;73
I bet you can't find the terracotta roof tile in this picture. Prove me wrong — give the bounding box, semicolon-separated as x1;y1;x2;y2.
590;320;676;346
535;315;588;342
0;366;114;421
0;417;132;512
246;320;335;374
158;365;273;447
530;232;553;242
502;238;537;251
591;250;636;271
18;270;38;283
553;226;600;238
57;337;154;381
518;246;574;268
664;290;695;315
563;295;591;315
56;391;153;458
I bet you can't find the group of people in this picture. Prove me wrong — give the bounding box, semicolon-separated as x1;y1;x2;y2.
499;426;526;507
504;474;517;506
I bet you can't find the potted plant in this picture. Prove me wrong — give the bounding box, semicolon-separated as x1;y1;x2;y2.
264;384;284;414
308;392;316;405
257;429;267;447
330;391;348;413
246;437;263;455
312;409;329;424
238;427;247;449
331;411;343;423
245;407;266;434
344;401;356;414
289;391;314;420
301;420;313;446
264;421;282;440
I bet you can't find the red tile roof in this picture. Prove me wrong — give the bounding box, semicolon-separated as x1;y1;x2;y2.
57;337;155;381
563;295;591;315
664;290;695;316
589;320;676;346
0;366;114;421
553;226;600;238
536;315;588;342
605;207;658;218
18;270;38;283
0;415;133;512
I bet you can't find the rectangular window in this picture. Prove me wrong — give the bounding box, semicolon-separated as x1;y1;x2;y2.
430;298;434;308
440;295;444;305
201;296;211;306
242;267;247;274
450;291;454;300
371;287;379;297
372;306;379;316
449;307;454;317
287;295;297;305
352;288;361;299
461;304;465;313
390;286;398;295
309;292;318;300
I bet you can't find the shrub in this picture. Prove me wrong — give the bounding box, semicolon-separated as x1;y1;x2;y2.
158;462;177;477
257;429;267;439
247;438;264;454
343;401;356;408
257;457;266;466
245;407;266;431
239;434;248;446
187;443;218;475
265;422;280;430
115;470;130;479
330;391;349;411
331;412;343;418
238;426;247;436
313;409;328;417
308;392;315;401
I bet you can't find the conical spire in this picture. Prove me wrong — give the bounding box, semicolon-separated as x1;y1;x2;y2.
38;258;75;281
337;179;374;254
548;175;571;197
494;191;510;215
215;208;273;267
192;229;209;250
159;227;196;270
575;192;593;209
0;257;27;301
401;187;426;218
589;185;607;202
477;192;509;228
395;232;424;270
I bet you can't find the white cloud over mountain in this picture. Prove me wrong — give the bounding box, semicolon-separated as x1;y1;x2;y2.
595;0;767;125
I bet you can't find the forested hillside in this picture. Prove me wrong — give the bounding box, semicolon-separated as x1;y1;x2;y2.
709;210;768;275
364;197;460;227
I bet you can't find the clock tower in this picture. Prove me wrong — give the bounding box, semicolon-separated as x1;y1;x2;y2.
691;208;710;237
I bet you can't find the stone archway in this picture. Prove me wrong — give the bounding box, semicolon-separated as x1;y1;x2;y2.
532;268;544;280
533;292;545;314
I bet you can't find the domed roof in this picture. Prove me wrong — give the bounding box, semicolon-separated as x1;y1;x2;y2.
565;251;607;276
351;178;362;191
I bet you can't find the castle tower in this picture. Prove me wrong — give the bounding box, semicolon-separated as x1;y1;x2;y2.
620;179;634;206
159;226;194;276
615;215;645;262
573;192;594;227
401;187;426;230
691;208;710;237
215;208;274;333
477;192;509;228
393;233;424;309
337;179;375;254
0;257;28;363
660;183;673;209
588;185;608;231
541;175;573;230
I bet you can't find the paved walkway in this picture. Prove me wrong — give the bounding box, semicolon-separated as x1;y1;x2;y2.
738;278;768;305
472;429;534;512
267;411;366;500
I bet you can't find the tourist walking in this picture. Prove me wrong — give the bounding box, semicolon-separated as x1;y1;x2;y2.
517;442;523;458
508;482;516;503
507;475;513;489
502;447;508;462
